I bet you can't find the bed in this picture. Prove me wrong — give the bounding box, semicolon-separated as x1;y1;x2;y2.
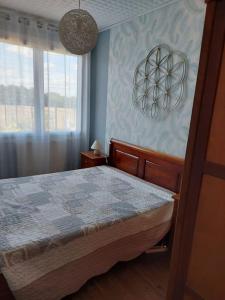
0;139;184;300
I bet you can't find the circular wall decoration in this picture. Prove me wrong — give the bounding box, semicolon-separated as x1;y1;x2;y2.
59;8;98;55
132;45;188;118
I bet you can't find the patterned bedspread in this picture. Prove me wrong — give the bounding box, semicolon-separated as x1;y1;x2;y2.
0;166;173;269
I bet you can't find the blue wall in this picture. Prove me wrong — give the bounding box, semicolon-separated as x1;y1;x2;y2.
105;1;205;157
90;30;110;150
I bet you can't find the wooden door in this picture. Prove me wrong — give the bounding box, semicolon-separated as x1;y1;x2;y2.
167;0;225;299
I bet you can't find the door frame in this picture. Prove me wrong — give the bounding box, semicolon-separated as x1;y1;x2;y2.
167;0;225;299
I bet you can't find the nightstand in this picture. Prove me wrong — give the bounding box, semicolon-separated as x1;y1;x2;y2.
80;151;108;169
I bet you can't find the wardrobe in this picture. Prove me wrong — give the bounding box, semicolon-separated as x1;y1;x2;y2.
167;0;225;299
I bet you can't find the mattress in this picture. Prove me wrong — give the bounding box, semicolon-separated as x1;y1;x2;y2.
0;166;174;300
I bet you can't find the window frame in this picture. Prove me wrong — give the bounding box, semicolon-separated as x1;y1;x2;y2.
0;42;79;135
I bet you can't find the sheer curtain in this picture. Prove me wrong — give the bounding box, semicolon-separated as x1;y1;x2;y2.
0;9;90;179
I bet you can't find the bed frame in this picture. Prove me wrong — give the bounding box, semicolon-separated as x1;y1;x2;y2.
109;139;184;252
0;139;184;300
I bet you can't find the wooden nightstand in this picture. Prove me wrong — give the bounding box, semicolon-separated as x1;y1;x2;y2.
80;151;108;169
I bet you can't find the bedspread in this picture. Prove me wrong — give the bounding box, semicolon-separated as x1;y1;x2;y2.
0;166;173;269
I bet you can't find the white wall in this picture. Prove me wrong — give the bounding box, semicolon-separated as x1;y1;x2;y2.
105;0;205;158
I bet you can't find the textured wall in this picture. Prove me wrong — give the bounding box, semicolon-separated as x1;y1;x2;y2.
90;30;110;149
105;0;205;157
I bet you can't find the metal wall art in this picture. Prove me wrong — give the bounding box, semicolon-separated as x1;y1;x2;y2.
132;44;188;118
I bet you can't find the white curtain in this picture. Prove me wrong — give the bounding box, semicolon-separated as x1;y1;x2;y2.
0;9;90;179
79;53;91;151
0;7;66;53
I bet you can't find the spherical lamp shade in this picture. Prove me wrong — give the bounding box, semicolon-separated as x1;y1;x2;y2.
59;9;98;55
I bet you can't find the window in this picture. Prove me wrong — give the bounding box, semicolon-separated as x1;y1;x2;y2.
0;42;78;133
44;51;78;132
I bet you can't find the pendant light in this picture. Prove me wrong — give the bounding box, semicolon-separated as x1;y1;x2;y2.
59;0;98;55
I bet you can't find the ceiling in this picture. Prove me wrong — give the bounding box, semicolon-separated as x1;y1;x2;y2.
0;0;179;31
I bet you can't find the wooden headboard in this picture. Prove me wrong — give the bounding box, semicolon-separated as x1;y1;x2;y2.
109;139;184;193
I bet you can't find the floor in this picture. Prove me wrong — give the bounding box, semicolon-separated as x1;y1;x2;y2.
64;252;170;300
